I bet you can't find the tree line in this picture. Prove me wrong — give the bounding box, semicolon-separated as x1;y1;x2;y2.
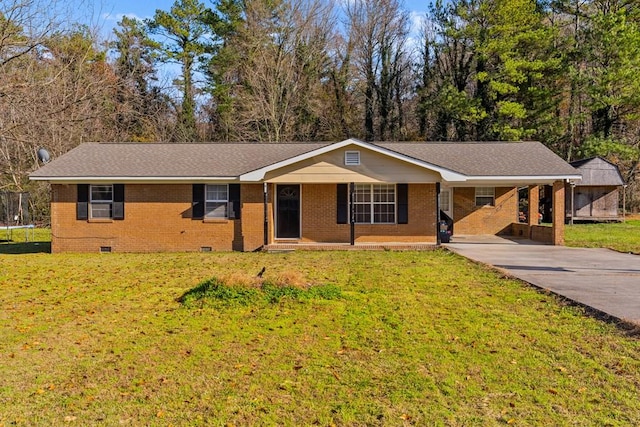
1;0;639;220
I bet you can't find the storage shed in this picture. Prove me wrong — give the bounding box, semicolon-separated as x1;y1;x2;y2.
566;157;626;222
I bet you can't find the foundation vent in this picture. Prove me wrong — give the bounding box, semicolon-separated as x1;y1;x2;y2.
100;246;112;253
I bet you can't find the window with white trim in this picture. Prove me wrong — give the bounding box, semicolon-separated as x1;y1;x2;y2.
440;190;451;212
205;184;228;218
354;184;395;224
475;187;495;206
90;184;113;218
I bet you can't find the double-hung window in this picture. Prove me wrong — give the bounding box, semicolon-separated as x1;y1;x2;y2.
475;187;495;206
77;184;124;220
354;184;396;224
205;184;228;218
90;184;113;219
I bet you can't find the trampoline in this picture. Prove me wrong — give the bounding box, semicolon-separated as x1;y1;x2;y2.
1;192;35;242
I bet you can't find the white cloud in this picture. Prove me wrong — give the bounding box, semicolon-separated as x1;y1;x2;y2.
101;12;145;23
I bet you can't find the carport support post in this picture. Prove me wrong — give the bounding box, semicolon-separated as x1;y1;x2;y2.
527;185;539;235
570;182;576;225
552;180;565;246
436;183;441;245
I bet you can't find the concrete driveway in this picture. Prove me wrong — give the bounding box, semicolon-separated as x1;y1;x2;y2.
445;235;640;325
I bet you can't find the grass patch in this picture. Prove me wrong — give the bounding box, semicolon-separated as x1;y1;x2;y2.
565;219;640;253
1;250;639;425
178;276;342;307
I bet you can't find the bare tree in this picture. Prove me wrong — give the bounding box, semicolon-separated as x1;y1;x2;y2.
227;0;336;142
0;1;124;220
344;0;412;141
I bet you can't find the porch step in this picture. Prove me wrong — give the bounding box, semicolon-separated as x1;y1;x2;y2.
264;243;437;252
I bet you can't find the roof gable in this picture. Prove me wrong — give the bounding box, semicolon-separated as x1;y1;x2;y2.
240;139;466;182
262;142;442;183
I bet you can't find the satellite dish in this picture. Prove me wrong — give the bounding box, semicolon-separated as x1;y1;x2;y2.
37;148;50;164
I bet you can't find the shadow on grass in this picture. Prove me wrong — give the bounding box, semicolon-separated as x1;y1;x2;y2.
0;241;51;254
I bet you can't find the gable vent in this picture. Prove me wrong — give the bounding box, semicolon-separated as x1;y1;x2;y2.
345;151;360;166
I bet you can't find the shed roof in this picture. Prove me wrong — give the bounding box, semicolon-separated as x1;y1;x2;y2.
30;139;580;183
569;157;625;186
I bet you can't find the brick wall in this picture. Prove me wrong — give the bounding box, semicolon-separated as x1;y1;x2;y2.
50;182;449;252
240;184;271;251
299;183;437;244
51;183;269;253
453;187;518;235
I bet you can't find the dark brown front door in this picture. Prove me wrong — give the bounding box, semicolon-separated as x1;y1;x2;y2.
276;184;300;239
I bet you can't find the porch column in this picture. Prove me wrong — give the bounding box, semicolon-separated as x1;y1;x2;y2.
527;185;539;228
263;183;269;246
552;180;565;246
436;182;441;245
349;182;355;246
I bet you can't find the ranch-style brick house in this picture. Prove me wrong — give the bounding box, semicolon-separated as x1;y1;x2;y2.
30;138;581;253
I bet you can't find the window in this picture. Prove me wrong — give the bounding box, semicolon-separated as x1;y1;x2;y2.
354;184;395;224
77;184;124;221
90;184;113;218
205;184;228;218
475;187;495;206
345;151;360;166
192;184;240;220
440;189;451;212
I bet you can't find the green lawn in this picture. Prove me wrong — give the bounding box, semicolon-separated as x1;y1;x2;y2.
1;249;639;425
565;219;640;254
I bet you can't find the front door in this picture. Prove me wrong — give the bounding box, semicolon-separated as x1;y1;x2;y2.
276;184;300;239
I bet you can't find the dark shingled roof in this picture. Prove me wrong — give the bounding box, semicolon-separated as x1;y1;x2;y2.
376;141;578;177
30;142;332;178
30;140;580;180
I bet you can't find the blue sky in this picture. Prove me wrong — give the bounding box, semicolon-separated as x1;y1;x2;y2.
95;0;432;89
98;0;432;36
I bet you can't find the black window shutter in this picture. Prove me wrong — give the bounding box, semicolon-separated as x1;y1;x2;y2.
397;184;408;224
228;184;241;219
77;184;89;220
337;184;348;224
113;184;125;220
192;184;205;219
